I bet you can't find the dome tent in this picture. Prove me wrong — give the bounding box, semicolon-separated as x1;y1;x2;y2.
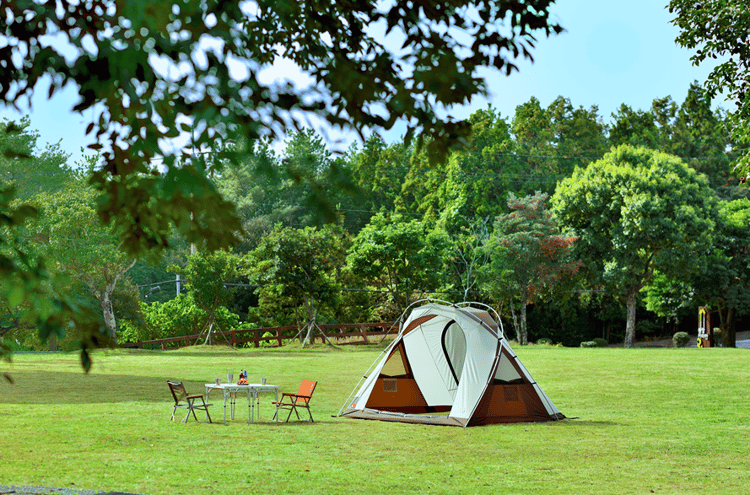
338;300;565;427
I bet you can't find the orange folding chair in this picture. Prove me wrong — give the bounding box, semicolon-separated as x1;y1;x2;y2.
272;380;317;422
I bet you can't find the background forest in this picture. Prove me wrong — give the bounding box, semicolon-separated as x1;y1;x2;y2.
3;83;747;350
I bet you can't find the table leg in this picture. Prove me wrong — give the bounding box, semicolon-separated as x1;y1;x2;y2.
247;390;253;423
223;390;229;424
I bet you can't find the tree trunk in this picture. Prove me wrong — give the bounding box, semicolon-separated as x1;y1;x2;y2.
519;293;528;345
509;299;519;342
207;316;216;346
624;289;638;348
85;259;136;344
101;288;118;342
303;294;316;346
722;307;736;348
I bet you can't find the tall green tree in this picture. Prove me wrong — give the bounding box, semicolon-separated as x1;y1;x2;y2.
347;213;446;317
247;224;346;345
1;122;102;372
609;104;659;149
672;82;733;182
551;145;718;347
0;118;73;200
693;198;750;347
24;183;137;343
547;96;608;171
511;97;558;195
172;249;241;345
479;192;579;345
435;107;515;232
669;0;750;175
347;135;412;232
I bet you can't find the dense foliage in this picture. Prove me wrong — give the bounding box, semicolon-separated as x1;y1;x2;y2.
670;0;750;176
0;0;565;363
552;145;719;347
2;82;746;350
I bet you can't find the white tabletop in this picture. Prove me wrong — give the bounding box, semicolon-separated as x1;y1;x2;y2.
205;383;279;391
204;383;280;423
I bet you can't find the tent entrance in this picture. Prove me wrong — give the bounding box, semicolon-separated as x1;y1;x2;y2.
365;341;451;414
441;320;466;393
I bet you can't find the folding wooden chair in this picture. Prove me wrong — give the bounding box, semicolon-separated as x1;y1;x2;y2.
272;380;317;422
167;381;213;423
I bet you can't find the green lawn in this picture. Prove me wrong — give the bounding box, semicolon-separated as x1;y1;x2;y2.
1;344;749;495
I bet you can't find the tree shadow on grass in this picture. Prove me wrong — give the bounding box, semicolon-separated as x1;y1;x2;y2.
0;371;203;404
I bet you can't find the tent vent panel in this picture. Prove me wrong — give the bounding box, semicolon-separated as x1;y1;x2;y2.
383;379;397;392
503;386;519;402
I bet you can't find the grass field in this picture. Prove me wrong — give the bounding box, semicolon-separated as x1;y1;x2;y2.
1;343;749;495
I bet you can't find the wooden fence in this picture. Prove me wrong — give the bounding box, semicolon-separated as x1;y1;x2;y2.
120;321;397;350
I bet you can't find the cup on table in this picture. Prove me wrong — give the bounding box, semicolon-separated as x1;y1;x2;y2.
227;373;233;383
215;378;221;385
261;378;266;385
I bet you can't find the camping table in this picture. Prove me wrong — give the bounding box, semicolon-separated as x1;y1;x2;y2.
204;383;280;424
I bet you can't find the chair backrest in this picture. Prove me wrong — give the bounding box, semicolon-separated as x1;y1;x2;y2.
168;381;188;404
296;380;317;405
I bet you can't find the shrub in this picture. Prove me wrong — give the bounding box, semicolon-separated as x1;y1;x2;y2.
119;294;239;344
259;331;276;348
536;338;553;345
592;338;609;347
580;341;597;348
672;331;690;348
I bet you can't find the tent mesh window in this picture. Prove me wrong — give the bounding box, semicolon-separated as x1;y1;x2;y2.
380;344;410;378
493;353;525;385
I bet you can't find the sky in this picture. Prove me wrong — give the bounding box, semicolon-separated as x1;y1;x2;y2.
0;0;726;166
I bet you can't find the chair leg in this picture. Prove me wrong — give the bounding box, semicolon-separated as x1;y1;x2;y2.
187;400;199;422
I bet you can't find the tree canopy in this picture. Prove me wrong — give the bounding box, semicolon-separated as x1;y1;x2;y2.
479;192;578;344
551;145;718;347
0;0;564;363
23;182;137;342
347;213;445;315
1;0;563;257
669;1;749;175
